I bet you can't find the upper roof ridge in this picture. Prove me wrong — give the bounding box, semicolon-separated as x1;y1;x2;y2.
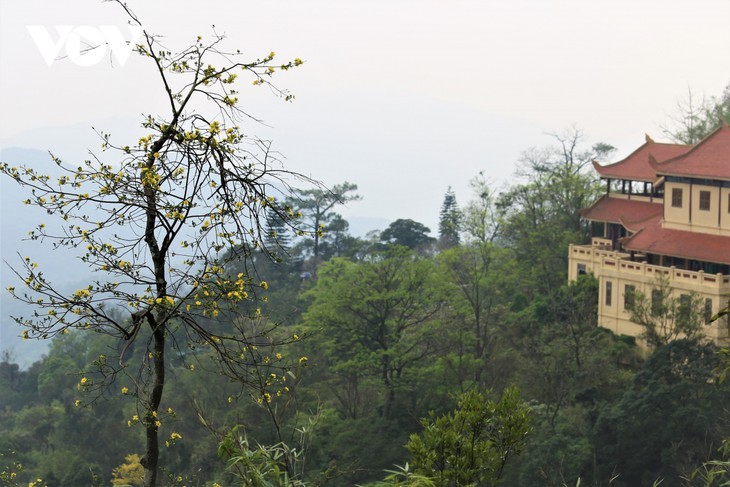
654;124;730;179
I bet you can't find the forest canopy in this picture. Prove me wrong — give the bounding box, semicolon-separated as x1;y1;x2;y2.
2;6;730;484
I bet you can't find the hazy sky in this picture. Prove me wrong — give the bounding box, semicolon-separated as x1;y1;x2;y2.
2;0;730;229
2;0;730;362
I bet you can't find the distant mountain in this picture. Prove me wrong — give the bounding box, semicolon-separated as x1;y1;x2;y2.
0;147;91;367
0;148;392;368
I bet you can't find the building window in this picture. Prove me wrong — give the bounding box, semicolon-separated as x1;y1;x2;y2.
577;263;586;276
624;284;636;310
700;190;711;211
672;188;683;208
605;281;612;306
705;298;713;323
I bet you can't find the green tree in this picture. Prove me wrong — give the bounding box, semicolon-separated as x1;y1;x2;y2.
405;386;532;487
625;275;706;348
302;247;442;420
438;187;461;250
313;214;360;260
380;219;436;254
437;244;510;390
0;4;308;486
594;339;730;486
508;276;635;485
264;206;293;255
437;176;509;389
462;172;500;246
0;353;40;411
498;129;613;295
287;182;361;259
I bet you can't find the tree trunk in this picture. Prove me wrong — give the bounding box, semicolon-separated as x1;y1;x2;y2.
143;320;165;487
141;158;167;487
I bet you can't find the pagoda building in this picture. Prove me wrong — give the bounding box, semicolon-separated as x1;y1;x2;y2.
568;126;730;343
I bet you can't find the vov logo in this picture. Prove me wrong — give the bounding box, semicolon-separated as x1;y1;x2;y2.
27;25;145;67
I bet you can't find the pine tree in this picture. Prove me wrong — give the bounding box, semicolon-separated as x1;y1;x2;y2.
438;187;461;249
264;206;292;254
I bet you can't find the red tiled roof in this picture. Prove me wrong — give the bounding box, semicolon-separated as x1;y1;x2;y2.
593;136;690;182
580;195;663;224
622;216;730;265
655;125;730;180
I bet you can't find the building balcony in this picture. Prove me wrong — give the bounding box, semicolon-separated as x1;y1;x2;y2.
591;237;613;248
569;243;730;292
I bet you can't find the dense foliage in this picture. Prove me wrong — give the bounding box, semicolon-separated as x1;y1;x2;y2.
2;8;729;482
3;127;730;487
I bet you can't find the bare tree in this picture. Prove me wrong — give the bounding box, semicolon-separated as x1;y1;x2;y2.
662;85;730;144
1;3;314;485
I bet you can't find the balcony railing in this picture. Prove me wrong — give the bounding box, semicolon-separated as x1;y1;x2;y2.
591;237;613;248
569;243;730;290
